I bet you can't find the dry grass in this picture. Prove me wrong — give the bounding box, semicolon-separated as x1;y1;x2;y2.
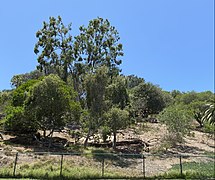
0;122;214;179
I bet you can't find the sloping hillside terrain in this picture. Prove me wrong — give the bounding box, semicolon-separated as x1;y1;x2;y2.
0;122;214;177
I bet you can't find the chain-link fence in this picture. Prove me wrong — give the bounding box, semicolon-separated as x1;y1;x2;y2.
0;151;214;179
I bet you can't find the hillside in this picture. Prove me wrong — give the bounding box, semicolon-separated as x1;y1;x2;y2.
0;122;214;178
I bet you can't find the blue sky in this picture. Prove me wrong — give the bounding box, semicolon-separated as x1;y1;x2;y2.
0;0;214;92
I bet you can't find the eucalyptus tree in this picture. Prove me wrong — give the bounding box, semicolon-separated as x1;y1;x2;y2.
74;17;123;75
34;16;73;82
83;66;109;147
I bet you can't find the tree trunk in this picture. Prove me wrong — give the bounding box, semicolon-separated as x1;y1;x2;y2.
63;62;68;83
48;131;54;148
112;131;117;150
84;128;91;148
47;129;54;137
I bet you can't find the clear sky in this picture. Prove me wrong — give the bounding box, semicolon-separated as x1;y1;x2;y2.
0;0;214;92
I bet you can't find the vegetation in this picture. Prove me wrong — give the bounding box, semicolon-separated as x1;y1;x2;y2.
0;16;214;179
0;163;127;179
0;16;213;144
158;104;192;145
202;102;215;125
34;16;73;82
105;107;129;149
25;74;81;137
0;152;214;179
160;161;215;179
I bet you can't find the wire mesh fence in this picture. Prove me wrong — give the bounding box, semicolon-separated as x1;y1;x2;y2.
0;151;214;179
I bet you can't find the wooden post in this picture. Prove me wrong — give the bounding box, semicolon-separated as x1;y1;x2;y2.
179;155;183;176
60;154;64;177
102;158;105;177
13;152;18;177
142;155;146;178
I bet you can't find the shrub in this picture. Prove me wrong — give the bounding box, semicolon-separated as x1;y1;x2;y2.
158;105;192;146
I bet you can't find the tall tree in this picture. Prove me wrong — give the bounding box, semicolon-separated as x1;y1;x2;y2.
74;17;123;75
34;16;73;82
83;66;109;147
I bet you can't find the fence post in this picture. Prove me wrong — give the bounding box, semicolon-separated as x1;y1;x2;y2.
101;158;105;177
13;152;18;177
142;155;146;178
179;155;183;176
60;154;64;177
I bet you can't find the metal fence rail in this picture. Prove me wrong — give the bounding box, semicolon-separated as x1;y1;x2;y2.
0;151;214;178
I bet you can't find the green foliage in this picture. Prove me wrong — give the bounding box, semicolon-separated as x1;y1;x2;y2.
104;107;129;149
126;75;145;89
12;79;40;107
0;90;12;113
4;75;81;135
84;66;109;117
171;91;214;128
4;106;37;133
105;107;129;131
176;91;198;105
170;90;182;98
174;91;214;107
3;80;39;133
74;17;123;75
106;75;129;110
11;70;44;88
130;82;172;119
101;126;111;142
25;74;80;136
82;66;109;147
34;16;73;82
194;111;204;127
202;103;215;125
203;121;215;134
162;161;215;179
158;105;192;145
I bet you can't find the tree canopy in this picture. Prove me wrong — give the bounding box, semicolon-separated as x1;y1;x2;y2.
25;74;80;137
34;16;73;82
1;16;214;151
74;17;123;75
